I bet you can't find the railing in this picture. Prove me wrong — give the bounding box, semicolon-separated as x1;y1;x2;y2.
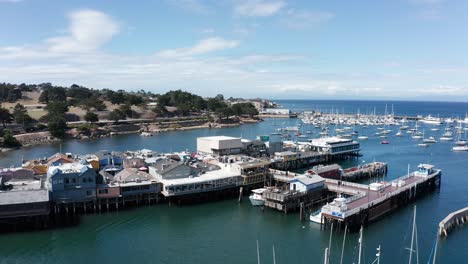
326;170;440;218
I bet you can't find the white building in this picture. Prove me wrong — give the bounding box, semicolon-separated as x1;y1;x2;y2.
309;137;360;155
289;174;325;193
263;108;290;115
197;136;243;156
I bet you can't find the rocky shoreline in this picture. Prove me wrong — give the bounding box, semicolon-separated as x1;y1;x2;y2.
10;118;262;149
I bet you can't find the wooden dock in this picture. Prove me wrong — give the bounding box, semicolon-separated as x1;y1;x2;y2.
319;164;442;230
342;162;387;181
438;207;468;237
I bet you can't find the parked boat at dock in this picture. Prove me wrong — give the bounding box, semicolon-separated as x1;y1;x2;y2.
249;188;267;206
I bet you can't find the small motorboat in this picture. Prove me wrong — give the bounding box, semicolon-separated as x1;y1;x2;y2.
309;210;323;224
249;188;267;206
381;140;389;144
358;136;368;140
418;143;429;147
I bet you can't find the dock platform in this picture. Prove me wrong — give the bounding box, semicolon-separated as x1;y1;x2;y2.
319;164;441;230
438;207;468;237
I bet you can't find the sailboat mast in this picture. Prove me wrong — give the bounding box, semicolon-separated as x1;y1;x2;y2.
272;245;276;264
432;236;439;264
340;225;347;264
358;226;363;264
328;222;334;263
409;206;417;264
257;240;261;264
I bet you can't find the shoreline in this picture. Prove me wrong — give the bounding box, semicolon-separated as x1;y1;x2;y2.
10;118;263;149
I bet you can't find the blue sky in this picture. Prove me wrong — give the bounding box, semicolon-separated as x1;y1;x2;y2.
0;0;467;100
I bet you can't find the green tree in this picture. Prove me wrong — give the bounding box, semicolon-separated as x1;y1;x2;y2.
13;103;33;126
45;101;69;115
84;112;99;123
80;96;107;111
119;104;133;117
48;114;67;138
0;107;13;128
2;129;21;148
109;109;126;123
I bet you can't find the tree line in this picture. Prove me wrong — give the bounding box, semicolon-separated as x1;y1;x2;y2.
0;83;259;147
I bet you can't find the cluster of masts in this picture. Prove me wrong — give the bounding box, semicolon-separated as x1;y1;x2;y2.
321;206;436;264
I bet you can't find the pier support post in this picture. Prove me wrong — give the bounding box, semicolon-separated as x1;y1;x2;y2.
238;187;243;203
300;202;304;221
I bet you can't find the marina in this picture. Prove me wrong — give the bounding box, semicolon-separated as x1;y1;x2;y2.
0;100;467;263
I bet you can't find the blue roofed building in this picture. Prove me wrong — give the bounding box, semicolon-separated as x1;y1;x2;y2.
46;163;97;204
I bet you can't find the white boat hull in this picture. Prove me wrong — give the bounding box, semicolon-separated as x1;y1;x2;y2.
249;196;265;206
309;211;323;224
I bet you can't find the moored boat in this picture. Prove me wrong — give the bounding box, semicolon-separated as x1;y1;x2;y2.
249;188;267;206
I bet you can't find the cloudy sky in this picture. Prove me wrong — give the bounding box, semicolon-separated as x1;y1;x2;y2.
0;0;467;100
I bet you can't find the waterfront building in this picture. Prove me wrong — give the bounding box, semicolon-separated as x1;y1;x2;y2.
0;168;50;220
241;139;268;157
197;136;243;156
263;108;291;115
123;157;146;170
78;154;100;171
289;174;325;193
273;151;300;162
309;164;343;180
46;163;97;203
47;153;75;166
149;156;242;197
309;137;360;155
113;168;161;197
96;151;124;167
227;156;270;186
263;170;326;213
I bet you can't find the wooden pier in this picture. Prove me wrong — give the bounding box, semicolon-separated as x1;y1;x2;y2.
319;164;442;230
270;151;360;171
438;207;468;237
342;162;387;181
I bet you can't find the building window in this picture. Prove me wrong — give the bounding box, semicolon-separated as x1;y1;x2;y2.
72;178;76;183
65;178;69;184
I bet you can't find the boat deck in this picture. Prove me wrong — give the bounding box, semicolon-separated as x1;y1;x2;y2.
323;170;441;220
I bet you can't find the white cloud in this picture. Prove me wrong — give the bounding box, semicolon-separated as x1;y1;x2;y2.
0;9;466;100
46;9;119;53
234;0;285;17
418;85;466;95
156;37;239;57
281;9;334;29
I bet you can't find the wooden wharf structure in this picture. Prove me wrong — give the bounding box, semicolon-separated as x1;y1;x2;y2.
342;162;387;181
438;207;468;238
318;164;441;230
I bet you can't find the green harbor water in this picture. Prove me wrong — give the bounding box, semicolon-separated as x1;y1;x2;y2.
0;111;467;263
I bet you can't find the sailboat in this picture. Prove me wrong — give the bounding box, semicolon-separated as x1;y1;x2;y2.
407;206;419;264
422;130;437;143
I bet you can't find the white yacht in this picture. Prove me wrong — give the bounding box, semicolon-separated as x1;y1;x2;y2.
420;115;443;125
358;135;368;140
423;136;437;143
396;131;403;137
249;188;267;206
309;210;323;224
310;197;347;224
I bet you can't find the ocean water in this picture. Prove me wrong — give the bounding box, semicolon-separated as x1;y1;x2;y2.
277;99;468;118
0;100;467;263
